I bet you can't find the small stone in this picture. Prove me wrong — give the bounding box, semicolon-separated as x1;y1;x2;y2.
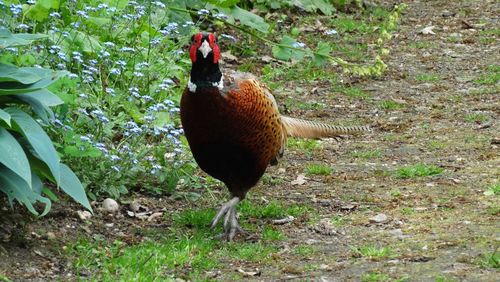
319;264;332;271
129;201;141;212
77;210;92;220
369;213;389;223
389;228;404;238
102;198;119;213
46;232;56;240
105;223;114;228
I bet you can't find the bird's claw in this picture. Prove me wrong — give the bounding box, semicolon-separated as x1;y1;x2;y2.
210;197;247;241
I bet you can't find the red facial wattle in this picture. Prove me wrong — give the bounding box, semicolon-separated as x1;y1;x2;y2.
190;32;220;64
208;33;220;64
189;33;203;63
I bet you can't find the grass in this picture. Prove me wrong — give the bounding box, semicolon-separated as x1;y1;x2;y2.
484;184;500;196
362;272;390;282
394;164;444;179
378;100;404;110
435;275;458;282
330;215;348;226
261;174;285;186
351;149;381;159
262;225;286;241
306;163;333;175
293;245;317;257
416;73;440;82
340;86;372;100
465;113;489;123
354;246;394;260
427;140;447;150
478;250;499;268
287;138;321;153
225;242;277;263
172;208;215;229
474;65;500;85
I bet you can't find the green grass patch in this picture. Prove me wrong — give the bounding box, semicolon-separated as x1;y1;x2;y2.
262;225;286;241
293;245;317;257
465;113;489;123
351;149;381;159
474;65;500;85
484;184;500;196
354;246;394;260
394;164;444;179
478;250;499;268
341;86;372;100
378;100;404;110
435;275;458;282
70;234;219;280
427;140;447;150
224;242;277;263
362;272;390;282
287;138;321;152
409;41;434;49
416;73;440;82
172;208;215;229
330;215;348;226
306;163;333;175
262;174;285;186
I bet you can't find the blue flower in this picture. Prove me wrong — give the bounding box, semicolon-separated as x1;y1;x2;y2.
49;12;61;18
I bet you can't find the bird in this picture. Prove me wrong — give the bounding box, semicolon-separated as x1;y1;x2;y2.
180;32;370;240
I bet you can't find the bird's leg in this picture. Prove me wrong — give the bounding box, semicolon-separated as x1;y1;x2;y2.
210;197;247;241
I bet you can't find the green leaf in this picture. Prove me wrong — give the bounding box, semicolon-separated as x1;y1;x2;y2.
272;36;306;61
0;63;42;84
0;128;32;187
59;163;93;212
5;108;61;184
228;6;269;33
311;0;334;15
0;28;47;48
13;88;63;122
0;67;67;95
313;41;331;66
0;109;10;126
0;166;51;216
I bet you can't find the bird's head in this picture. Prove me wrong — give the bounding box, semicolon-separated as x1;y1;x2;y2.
189;32;220;65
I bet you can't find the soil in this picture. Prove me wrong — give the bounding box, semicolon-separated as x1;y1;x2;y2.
1;0;498;281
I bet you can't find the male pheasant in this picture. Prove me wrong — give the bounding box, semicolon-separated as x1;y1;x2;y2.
180;32;370;240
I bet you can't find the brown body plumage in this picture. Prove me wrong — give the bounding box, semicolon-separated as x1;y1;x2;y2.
180;32;369;240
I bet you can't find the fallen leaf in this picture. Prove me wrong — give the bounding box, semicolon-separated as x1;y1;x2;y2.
291;174;307;185
420;25;436;35
237;268;261;277
222;51;237;62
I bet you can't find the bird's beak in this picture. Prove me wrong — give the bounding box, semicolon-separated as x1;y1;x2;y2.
198;40;212;58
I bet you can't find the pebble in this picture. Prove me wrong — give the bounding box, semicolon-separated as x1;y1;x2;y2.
46;232;56;240
102;198;119;213
369;213;389;223
77;210;92;220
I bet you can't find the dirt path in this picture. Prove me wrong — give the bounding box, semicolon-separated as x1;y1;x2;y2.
1;1;498;281
262;0;499;280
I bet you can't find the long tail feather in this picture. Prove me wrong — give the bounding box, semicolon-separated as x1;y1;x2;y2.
281;116;371;139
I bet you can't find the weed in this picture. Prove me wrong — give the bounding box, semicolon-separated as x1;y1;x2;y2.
478;250;499;268
409;41;434;49
378;100;404;110
172;208;215;229
293;245;317;256
483;184;500;196
306;163;333;175
390;189;402;197
331;215;348;226
262;174;285;186
225;242;277;262
416;73;440;82
401;207;415;215
427;140;446;150
395;164;444;179
474;65;500;85
341;86;372;100
262;225;286;241
354;246;393;260
352;149;381;159
287;138;321;153
362;272;390;282
465;113;489;123
435;275;458;282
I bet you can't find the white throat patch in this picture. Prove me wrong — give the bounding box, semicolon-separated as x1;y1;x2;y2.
188;75;224;93
198;40;212;58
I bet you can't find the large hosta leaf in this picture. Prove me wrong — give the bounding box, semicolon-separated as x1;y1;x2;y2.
0;166;51;216
0;63;42;84
59;164;93;212
0;128;32;187
0;109;10;126
0;27;47;48
5;108;60;184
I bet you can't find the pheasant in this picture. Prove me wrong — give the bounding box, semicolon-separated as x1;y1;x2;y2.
180;32;370;240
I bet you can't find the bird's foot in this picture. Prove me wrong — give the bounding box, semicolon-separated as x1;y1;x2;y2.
211;197;248;241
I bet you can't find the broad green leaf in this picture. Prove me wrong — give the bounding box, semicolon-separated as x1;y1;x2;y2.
0;63;42;84
0;109;10;126
0;68;66;95
59;163;93;212
311;0;335;15
207;0;239;7
224;6;269;33
17;88;64;107
0;166;51;216
64;145;102;158
313;41;331;66
0;128;32;187
5;108;60;184
0;28;47;48
14;92;54;122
